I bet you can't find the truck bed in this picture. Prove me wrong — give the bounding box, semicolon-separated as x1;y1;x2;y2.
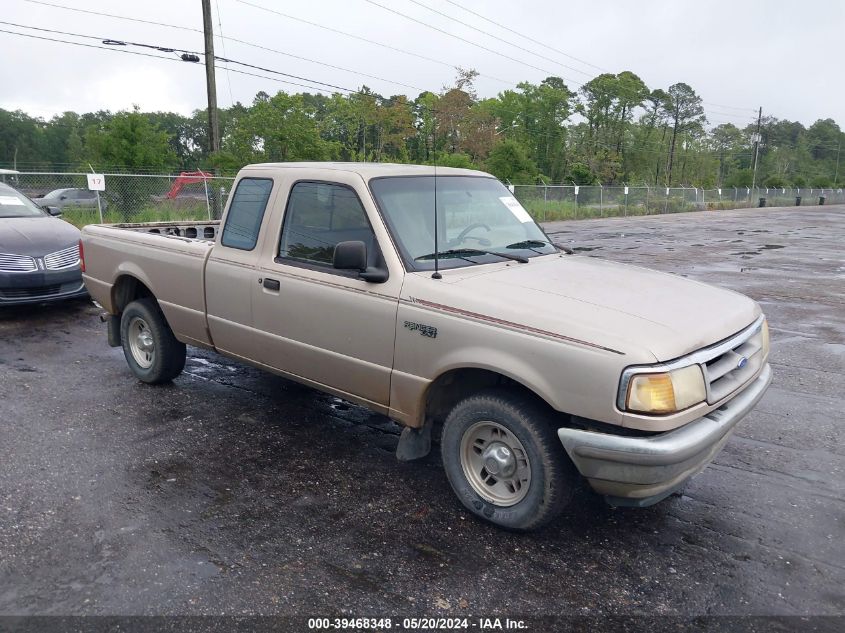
81;221;219;348
105;220;221;241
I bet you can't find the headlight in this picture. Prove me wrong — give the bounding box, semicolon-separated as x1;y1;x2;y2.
624;365;706;414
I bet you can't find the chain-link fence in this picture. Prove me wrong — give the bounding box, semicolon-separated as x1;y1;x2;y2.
3;171;842;228
1;171;235;227
511;184;845;222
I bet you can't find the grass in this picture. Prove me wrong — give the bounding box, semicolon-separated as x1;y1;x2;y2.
520;197;700;221
60;202;213;228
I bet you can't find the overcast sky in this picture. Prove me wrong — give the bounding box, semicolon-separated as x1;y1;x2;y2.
0;0;841;130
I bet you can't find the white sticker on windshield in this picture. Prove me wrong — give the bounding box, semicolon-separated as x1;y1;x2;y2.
0;196;24;206
499;196;533;223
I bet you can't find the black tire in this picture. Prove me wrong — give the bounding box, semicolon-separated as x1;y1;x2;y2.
441;388;576;531
120;297;186;384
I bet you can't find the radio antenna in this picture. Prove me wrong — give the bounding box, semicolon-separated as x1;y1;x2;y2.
431;107;441;280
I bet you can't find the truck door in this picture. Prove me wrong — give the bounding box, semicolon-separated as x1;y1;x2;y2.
251;178;400;410
205;176;275;361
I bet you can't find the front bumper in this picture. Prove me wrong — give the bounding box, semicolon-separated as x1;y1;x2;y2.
0;267;87;306
558;363;772;507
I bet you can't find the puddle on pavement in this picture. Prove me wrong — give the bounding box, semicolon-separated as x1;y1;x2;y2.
761;244;785;249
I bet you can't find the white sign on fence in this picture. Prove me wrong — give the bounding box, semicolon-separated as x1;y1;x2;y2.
574;186;580;195
665;187;670;195
87;173;105;191
718;188;722;196
624;186;629;195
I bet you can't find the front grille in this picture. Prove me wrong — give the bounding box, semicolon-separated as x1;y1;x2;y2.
0;281;84;300
702;323;765;403
44;245;80;270
0;252;37;272
0;284;62;299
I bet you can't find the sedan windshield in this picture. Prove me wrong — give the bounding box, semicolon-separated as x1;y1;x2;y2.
369;176;556;270
0;186;47;218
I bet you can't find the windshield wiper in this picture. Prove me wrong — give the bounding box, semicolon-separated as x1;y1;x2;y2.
507;239;573;255
415;248;529;264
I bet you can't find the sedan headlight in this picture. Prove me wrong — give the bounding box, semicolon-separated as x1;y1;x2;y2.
624;364;706;414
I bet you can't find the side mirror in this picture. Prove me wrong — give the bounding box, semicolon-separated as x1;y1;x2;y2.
44;205;62;216
333;240;389;283
59;195;67;200
333;240;367;271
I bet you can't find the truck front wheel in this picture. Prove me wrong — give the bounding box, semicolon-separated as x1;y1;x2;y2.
120;298;186;384
441;389;576;531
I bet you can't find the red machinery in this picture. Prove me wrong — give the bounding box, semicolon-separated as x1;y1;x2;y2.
166;171;214;199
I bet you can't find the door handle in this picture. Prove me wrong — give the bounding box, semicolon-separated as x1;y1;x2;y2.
263;278;280;291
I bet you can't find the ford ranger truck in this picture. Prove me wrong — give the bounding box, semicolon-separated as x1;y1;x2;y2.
80;163;772;531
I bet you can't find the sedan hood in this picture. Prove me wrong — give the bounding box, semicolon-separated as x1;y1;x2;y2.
0;216;81;257
406;254;760;362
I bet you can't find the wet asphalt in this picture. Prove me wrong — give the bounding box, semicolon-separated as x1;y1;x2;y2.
0;204;843;618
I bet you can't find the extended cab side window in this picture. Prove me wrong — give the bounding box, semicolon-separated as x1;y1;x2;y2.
278;182;376;268
220;178;273;250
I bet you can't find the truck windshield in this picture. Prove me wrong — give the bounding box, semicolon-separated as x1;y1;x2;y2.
369;176;556;270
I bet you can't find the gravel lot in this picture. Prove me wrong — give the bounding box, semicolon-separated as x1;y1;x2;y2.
0;204;843;620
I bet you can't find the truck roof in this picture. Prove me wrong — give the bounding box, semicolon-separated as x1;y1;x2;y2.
241;162;494;179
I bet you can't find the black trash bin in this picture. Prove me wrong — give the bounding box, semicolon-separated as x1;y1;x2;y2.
758;197;766;207
819;196;826;205
795;196;802;206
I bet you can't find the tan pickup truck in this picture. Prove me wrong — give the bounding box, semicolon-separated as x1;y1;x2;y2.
81;162;772;530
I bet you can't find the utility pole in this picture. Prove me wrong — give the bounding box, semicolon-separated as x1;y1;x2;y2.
834;139;841;187
750;106;762;192
201;0;219;155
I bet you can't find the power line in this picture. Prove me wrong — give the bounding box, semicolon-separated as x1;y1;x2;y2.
0;27;189;63
17;0;428;94
702;100;758;113
22;0;759;124
213;0;235;107
0;25;769;161
362;0;752;126
234;0;517;86
21;0;203;33
0;20;360;94
4;18;821;159
22;0;761;118
0;27;344;95
440;0;757;115
441;0;604;72
405;0;593;78
362;0;560;79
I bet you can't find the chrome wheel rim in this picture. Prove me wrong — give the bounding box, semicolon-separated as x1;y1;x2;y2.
460;421;531;506
128;316;155;369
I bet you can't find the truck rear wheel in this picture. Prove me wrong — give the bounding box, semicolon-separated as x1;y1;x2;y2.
440;389;575;531
120;298;186;384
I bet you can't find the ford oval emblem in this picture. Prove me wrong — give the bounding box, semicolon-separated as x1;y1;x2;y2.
737;356;748;369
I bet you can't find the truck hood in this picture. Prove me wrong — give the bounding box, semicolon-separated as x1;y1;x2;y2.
406;254;760;362
0;216;81;257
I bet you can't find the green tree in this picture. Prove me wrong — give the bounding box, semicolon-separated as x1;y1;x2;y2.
485;140;538;184
225;91;334;165
85;106;176;170
661;83;706;184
